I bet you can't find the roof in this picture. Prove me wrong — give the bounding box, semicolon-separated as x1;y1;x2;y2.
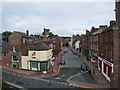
29;42;51;51
14;31;28;38
0;40;8;53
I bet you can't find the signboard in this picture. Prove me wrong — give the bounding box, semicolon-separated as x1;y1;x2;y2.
51;61;55;66
91;59;96;63
32;52;36;58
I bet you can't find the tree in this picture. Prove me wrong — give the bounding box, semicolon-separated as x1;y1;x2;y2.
2;31;12;42
48;32;54;37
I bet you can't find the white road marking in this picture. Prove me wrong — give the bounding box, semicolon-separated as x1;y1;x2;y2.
55;78;60;79
33;78;79;88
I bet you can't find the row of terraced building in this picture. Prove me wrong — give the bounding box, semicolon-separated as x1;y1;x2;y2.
72;1;120;88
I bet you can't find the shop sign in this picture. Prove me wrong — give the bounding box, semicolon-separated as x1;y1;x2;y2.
51;61;55;66
91;59;96;63
32;52;36;58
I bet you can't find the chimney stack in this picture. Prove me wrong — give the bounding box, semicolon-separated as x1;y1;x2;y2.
26;30;29;36
86;30;90;34
91;26;97;32
110;20;116;26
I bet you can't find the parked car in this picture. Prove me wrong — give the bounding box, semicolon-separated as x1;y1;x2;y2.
73;51;77;55
81;63;88;71
64;49;67;53
60;59;66;65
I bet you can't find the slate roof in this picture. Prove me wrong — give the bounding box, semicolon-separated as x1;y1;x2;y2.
13;31;28;38
29;42;51;51
0;40;8;53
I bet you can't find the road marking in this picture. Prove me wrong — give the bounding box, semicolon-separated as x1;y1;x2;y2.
55;77;60;79
3;80;24;89
66;71;88;88
33;78;79;88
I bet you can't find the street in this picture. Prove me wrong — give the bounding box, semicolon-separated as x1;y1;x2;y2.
2;47;84;89
46;47;82;82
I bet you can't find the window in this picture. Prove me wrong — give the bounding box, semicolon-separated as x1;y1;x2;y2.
13;47;16;52
90;44;92;49
23;38;26;43
12;55;17;61
4;53;6;56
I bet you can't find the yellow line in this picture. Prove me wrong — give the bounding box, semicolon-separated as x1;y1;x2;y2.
66;71;89;88
66;71;88;82
3;70;30;78
3;80;24;89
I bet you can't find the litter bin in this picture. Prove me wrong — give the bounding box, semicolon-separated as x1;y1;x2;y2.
42;71;47;74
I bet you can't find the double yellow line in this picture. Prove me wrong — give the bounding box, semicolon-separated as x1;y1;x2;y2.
2;80;25;89
66;71;89;88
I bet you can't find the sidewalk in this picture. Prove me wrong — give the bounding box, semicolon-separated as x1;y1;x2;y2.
68;49;110;88
2;51;63;78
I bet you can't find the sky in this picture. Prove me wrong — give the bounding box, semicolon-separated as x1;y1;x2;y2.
2;0;116;37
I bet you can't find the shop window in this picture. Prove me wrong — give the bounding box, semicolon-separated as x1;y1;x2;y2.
31;62;38;70
104;63;106;74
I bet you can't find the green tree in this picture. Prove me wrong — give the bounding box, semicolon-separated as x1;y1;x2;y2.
2;31;12;42
48;32;54;37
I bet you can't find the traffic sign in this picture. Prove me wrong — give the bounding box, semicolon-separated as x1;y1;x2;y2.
51;61;55;65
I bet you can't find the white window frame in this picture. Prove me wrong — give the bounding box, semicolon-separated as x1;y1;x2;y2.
13;47;16;52
23;38;26;43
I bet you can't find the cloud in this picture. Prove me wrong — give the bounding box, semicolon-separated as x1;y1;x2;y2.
2;0;114;2
2;2;115;36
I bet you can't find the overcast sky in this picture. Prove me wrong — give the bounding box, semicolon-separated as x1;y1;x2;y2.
2;0;115;37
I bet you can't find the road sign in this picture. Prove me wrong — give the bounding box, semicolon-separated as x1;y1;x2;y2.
91;60;96;63
51;61;55;66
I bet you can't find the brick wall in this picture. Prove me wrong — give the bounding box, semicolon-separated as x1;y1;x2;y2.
110;1;120;88
1;53;9;66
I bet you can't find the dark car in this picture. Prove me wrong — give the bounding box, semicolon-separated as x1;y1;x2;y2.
60;59;66;65
81;63;88;71
73;51;77;55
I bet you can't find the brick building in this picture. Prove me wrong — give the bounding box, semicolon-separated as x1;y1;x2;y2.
92;25;108;66
110;0;120;88
97;21;115;82
8;31;34;69
0;40;9;66
40;36;62;56
81;27;98;60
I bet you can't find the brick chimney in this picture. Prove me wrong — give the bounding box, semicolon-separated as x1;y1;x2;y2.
26;30;29;36
110;20;116;26
86;30;90;34
91;26;96;32
99;25;108;32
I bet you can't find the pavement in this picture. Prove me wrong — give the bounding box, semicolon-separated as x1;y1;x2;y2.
67;49;110;88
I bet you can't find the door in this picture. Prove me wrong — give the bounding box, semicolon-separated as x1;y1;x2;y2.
12;56;17;68
40;62;47;71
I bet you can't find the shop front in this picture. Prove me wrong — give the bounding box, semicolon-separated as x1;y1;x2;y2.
98;56;113;82
30;60;50;71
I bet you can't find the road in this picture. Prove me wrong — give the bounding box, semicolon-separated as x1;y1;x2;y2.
2;47;84;89
46;47;82;82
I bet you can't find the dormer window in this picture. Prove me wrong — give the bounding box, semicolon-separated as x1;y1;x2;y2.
13;47;16;52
